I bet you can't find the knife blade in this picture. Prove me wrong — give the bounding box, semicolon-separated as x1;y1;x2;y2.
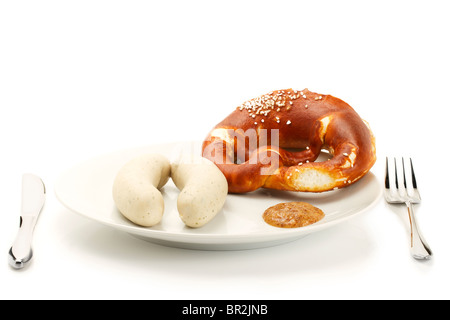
8;174;46;269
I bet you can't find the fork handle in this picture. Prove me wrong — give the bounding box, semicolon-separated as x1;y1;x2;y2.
406;202;432;260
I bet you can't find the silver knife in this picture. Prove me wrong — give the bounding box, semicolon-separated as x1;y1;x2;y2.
8;174;46;269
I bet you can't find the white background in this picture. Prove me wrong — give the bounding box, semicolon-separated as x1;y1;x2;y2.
1;0;449;300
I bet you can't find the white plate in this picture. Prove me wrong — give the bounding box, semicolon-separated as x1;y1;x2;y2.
55;141;382;250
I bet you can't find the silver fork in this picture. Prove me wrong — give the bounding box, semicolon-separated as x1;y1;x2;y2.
384;157;432;260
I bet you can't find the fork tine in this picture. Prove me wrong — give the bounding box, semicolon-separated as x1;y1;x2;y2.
410;158;418;189
394;157;399;190
409;158;421;201
402;157;407;190
385;157;390;190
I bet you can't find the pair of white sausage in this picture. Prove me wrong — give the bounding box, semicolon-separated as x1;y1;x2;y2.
112;154;228;228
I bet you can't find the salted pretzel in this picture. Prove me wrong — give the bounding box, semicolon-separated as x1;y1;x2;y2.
201;88;376;193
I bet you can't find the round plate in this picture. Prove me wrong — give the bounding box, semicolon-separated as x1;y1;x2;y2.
55;141;382;250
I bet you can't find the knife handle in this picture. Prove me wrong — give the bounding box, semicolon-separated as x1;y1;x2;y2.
8;215;37;269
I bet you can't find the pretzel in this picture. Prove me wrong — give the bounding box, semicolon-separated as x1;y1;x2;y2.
202;88;376;193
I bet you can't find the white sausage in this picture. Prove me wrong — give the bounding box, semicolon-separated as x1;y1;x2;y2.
171;156;228;228
113;154;170;227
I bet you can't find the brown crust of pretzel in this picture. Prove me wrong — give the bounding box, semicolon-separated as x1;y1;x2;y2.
201;88;376;193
